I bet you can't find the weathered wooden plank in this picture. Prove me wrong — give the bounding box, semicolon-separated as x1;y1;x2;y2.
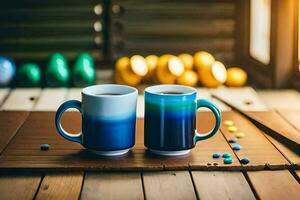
220;111;289;169
0;88;9;105
257;90;300;109
66;88;82;112
137;95;144;118
277;109;300;132
0;111;29;154
211;86;268;111
264;134;300;166
35;172;83;200
247;170;300;200
34;88;68;111
246;111;300;149
1;88;41;111
143;171;196;200
0;172;42;200
197;88;231;112
192;171;256;200
81;172;143;200
66;88;82;101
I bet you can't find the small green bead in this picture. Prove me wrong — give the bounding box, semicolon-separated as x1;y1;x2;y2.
224;157;233;164
222;152;231;158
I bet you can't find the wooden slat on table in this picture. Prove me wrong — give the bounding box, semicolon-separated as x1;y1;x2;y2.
220;111;289;169
191;171;256;200
34;88;68;111
212;87;268;111
0;88;9;105
257;90;300;109
0;111;240;170
246;111;300;149
247;170;300;200
66;88;82;101
143;171;196;200
1;88;41;111
264;134;300;166
0;172;42;200
35;172;83;200
277;109;300;132
81;173;143;200
0;111;29;154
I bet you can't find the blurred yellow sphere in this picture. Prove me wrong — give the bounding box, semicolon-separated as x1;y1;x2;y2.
178;53;194;70
115;55;148;86
115;57;130;72
225;67;247;87
176;70;198;87
199;61;227;88
130;55;148;76
194;51;215;71
144;55;159;81
156;55;184;84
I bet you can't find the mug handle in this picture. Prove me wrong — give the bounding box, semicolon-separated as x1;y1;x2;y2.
55;100;83;144
194;99;221;143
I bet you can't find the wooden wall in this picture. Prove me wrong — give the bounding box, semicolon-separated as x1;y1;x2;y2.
110;0;237;66
0;0;106;67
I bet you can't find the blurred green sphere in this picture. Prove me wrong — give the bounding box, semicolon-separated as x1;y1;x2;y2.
46;53;70;87
17;63;41;87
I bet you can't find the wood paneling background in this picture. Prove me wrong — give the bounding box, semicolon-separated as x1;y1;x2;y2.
110;0;237;66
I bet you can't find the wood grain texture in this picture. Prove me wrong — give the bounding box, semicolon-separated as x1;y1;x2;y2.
0;172;41;200
246;111;300;149
0;111;29;154
34;88;67;111
81;172;143;200
257;90;300;109
192;171;255;200
143;171;196;200
211;86;268;111
0;112;240;170
247;170;300;200
277;109;300;132
0;88;9;105
35;172;83;200
220;112;289;169
1;88;41;111
264;134;300;166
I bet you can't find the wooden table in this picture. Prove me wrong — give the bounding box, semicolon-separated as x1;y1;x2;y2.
0;87;299;200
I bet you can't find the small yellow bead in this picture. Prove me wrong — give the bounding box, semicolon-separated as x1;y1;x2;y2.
224;120;234;126
236;132;245;138
228;126;238;132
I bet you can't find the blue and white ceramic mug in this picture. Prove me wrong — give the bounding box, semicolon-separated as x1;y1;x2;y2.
144;84;221;156
55;84;138;156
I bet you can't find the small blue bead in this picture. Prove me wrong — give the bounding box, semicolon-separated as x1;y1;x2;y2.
241;158;250;164
232;145;242;151
212;153;221;158
228;138;237;143
222;152;231;158
224;157;233;164
40;144;50;151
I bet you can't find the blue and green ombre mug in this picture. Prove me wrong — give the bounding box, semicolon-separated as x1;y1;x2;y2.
55;84;138;156
144;84;221;156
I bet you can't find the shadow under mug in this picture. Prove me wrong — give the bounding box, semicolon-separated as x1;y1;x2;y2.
55;84;138;156
144;84;221;156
